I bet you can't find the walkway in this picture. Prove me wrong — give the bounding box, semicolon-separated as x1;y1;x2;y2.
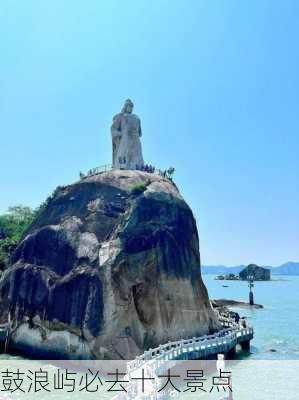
112;314;254;399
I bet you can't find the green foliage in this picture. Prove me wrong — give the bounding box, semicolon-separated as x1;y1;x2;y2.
0;186;66;271
130;182;148;196
0;205;35;270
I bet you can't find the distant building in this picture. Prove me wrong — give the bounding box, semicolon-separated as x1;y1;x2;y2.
215;273;240;281
239;264;271;281
225;273;240;280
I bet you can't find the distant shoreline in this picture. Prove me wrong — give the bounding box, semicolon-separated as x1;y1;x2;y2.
202;262;299;276
205;274;290;282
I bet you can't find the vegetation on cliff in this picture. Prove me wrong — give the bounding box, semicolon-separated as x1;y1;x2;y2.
0;186;65;270
0;206;35;270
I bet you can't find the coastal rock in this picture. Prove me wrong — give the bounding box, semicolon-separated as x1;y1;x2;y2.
239;264;271;281
0;170;219;359
212;299;263;309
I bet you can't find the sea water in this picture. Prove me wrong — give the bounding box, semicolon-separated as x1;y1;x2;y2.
203;274;299;360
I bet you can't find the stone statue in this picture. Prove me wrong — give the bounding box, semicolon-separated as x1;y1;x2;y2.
111;99;144;170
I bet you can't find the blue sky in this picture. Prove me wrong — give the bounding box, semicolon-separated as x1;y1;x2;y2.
1;1;298;265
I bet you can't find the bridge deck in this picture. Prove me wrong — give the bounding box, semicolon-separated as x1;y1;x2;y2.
111;319;254;399
128;324;253;372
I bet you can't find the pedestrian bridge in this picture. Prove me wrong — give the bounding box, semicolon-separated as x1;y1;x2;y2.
112;314;254;399
128;320;253;373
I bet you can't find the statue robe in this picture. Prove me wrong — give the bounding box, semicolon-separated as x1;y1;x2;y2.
111;112;144;170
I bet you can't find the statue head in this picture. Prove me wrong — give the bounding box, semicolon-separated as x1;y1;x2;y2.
122;99;134;114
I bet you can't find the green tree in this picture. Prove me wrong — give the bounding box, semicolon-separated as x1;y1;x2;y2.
0;205;35;270
0;186;66;271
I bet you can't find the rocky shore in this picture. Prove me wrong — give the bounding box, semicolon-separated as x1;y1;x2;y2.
212;299;263;309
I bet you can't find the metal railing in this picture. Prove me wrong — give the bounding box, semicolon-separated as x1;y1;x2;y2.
79;164;175;181
127;322;253;373
80;164;112;179
111;322;254;399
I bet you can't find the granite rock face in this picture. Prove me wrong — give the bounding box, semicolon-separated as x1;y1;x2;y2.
0;170;219;359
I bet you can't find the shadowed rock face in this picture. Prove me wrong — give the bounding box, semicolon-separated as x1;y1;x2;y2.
0;170;219;359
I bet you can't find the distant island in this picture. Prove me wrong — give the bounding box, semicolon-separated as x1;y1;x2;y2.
215;264;271;281
202;261;299;276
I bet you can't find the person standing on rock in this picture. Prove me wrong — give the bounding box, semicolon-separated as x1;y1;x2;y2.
111;99;144;170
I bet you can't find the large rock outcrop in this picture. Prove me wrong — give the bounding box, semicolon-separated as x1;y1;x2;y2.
239;264;271;281
0;170;219;359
